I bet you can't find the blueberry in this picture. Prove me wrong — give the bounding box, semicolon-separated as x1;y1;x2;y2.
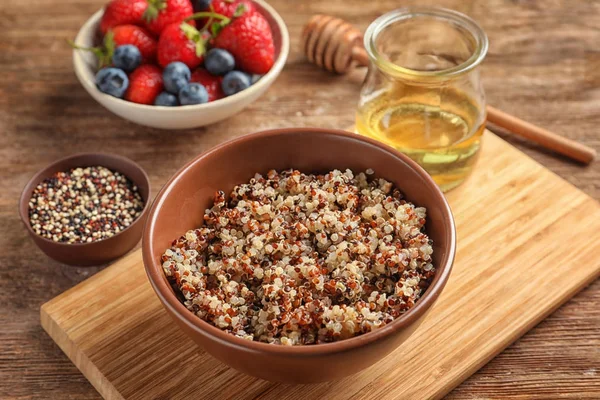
163;62;191;94
194;0;212;11
95;68;129;98
112;45;141;72
204;48;235;76
222;70;251;96
179;83;209;105
251;74;263;84
154;92;179;106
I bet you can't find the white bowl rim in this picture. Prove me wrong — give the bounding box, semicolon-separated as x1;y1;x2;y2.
72;0;290;111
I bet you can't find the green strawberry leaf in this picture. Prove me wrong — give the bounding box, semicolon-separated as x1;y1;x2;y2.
233;3;246;18
210;21;224;37
103;31;115;56
180;22;209;58
184;12;231;39
181;22;201;42
67;37;112;69
195;40;206;58
184;12;231;25
143;0;166;22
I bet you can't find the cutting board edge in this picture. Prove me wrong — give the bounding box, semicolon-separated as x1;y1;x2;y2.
432;258;600;400
40;304;124;400
480;132;600;206
42;249;143;313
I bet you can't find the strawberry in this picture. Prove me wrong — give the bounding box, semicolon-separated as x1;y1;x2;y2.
112;25;158;63
125;64;164;104
157;22;209;68
213;8;275;74
143;0;195;35
190;68;224;101
212;0;254;17
100;0;148;35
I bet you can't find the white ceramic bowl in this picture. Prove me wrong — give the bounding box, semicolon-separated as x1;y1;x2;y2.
72;0;289;129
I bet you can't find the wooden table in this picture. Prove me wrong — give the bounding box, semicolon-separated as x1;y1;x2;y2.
1;0;598;398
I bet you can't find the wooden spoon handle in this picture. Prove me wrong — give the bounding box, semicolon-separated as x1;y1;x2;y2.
486;106;596;164
351;46;370;67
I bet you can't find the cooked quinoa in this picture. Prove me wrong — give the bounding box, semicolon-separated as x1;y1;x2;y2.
161;169;434;345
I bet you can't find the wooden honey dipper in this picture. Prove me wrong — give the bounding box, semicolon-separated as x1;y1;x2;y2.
302;15;596;164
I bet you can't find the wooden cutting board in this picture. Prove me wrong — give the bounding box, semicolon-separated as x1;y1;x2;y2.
41;132;600;400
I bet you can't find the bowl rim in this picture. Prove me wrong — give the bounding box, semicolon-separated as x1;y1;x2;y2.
143;128;456;355
72;0;290;111
19;152;152;248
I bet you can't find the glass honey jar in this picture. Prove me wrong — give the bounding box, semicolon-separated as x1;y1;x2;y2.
356;7;489;191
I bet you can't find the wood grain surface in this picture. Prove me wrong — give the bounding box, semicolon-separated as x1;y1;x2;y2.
1;0;599;399
39;132;600;400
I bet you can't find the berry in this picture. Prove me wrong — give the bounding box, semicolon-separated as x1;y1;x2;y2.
213;9;275;74
157;22;207;69
112;25;158;63
163;62;191;94
212;0;254;17
194;0;212;11
179;83;209;105
155;92;179;106
221;70;250;96
144;0;195;35
191;68;224;101
125;64;164;104
112;45;142;72
204;48;235;75
95;68;129;98
100;0;147;35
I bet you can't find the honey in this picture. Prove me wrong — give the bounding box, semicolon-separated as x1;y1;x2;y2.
357;7;489;192
356;86;485;191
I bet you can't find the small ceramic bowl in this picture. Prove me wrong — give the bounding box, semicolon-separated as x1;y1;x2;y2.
19;153;151;266
72;0;290;130
143;128;456;383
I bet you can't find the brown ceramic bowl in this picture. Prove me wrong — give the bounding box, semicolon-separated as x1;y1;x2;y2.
143;128;456;383
19;153;151;266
